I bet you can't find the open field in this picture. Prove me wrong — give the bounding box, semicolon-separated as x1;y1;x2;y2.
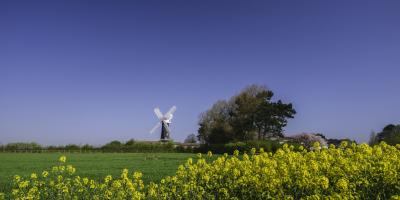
0;153;195;193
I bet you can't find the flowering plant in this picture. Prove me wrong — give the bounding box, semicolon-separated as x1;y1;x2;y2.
2;142;400;199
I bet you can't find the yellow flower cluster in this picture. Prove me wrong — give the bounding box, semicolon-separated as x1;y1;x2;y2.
150;142;400;199
3;142;400;199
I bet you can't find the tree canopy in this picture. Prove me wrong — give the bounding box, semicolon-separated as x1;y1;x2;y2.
374;124;400;145
198;84;296;144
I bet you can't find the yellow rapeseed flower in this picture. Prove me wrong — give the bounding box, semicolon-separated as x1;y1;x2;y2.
30;173;37;179
42;170;49;178
59;156;67;163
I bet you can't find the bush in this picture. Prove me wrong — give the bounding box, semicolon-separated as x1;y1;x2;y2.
197;140;286;154
65;144;80;151
0;140;189;153
81;144;94;151
101;140;123;152
5;142;42;152
122;141;176;153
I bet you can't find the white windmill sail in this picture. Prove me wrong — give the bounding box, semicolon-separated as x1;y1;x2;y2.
165;106;177;117
150;122;161;134
154;108;163;120
149;106;177;140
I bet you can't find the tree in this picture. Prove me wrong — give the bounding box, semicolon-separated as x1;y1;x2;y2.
101;140;123;152
81;144;94;151
254;99;296;139
198;84;296;144
383;124;396;132
184;134;197;143
230;86;265;141
198;100;234;144
65;144;80;151
376;124;400;145
125;139;136;146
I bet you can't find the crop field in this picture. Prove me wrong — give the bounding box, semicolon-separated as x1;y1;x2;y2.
1;143;400;199
0;153;195;193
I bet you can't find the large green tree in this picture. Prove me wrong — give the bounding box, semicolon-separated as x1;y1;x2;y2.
198;85;296;144
197;100;234;144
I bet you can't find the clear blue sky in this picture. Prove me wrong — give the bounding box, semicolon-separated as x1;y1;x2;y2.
1;1;399;145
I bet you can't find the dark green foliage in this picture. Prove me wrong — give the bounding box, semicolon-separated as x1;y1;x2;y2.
81;144;94;151
122;141;176;153
198;84;296;144
326;138;356;147
65;144;80;151
100;140;178;153
125;139;136;146
197;100;234;144
197;140;292;154
4;142;42;152
375;124;400;145
101;140;123;152
175;144;198;153
0;140;187;153
383;124;396;132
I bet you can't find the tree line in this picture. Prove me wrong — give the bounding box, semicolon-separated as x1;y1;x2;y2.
0;140;183;153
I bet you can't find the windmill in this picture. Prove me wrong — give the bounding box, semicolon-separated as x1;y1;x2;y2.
150;106;177;141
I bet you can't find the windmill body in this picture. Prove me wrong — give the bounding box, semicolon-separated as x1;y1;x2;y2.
150;106;177;141
160;121;170;140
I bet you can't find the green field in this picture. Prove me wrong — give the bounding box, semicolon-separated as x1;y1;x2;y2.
0;153;196;193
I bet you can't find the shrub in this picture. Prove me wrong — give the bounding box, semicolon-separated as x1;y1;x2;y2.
65;144;80;151
81;144;94;151
101;140;123;152
122;141;176;153
5;142;42;151
197;140;284;154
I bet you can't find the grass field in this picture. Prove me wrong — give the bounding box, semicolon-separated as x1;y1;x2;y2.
0;153;196;193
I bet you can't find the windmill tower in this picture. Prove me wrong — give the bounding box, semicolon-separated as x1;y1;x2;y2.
150;106;177;141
